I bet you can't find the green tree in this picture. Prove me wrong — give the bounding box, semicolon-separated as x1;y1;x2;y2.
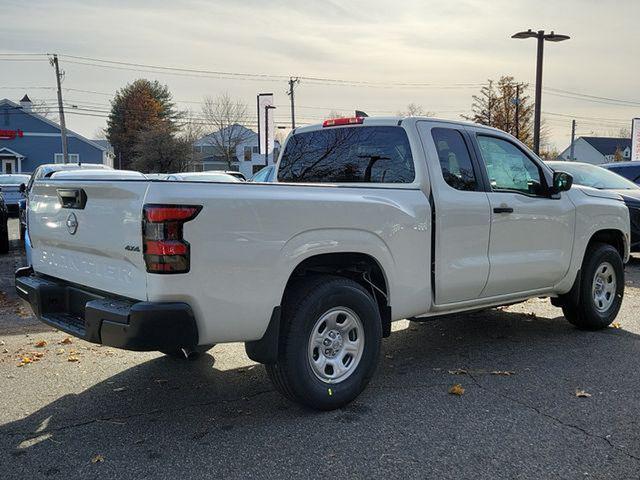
106;79;180;169
131;125;191;173
463;76;534;146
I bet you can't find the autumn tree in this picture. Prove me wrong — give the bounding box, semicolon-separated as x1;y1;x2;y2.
106;79;180;169
463;76;534;146
201;93;252;169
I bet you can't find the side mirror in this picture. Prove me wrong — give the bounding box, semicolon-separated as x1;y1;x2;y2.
551;171;573;194
19;183;26;193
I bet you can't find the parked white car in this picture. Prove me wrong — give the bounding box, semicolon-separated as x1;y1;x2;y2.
17;116;630;410
165;172;241;182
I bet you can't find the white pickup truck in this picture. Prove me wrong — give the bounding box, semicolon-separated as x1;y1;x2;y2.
16;116;630;410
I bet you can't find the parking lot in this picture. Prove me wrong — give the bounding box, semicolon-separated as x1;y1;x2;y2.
0;218;638;479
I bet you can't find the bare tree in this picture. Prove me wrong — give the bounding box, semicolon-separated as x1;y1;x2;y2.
201;93;252;169
397;103;434;117
179;110;205;171
31;99;52;118
131;125;190;173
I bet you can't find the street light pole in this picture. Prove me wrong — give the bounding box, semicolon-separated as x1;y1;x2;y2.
264;105;276;165
512;29;570;155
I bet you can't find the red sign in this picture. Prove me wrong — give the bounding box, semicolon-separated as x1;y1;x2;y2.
0;129;24;140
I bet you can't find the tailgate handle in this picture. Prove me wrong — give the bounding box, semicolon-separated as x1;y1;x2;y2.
57;188;87;209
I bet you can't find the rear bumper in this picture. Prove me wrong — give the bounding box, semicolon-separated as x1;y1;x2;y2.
15;267;198;351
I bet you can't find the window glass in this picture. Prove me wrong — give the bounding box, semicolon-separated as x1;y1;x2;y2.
243;146;252;161
477;136;544;195
278;126;415;183
431;128;478;191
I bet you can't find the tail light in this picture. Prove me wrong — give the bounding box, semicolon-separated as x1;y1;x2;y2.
322;117;364;127
142;204;201;274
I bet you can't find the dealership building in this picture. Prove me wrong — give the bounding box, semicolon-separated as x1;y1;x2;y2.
0;95;113;173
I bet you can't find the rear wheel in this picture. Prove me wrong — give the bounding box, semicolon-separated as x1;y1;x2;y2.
266;275;382;410
562;242;624;330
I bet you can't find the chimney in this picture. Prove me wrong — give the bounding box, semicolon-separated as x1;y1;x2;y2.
20;94;32;113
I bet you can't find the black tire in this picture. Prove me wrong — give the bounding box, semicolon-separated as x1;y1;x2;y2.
160;344;214;360
0;222;9;254
562;242;624;330
266;275;382;410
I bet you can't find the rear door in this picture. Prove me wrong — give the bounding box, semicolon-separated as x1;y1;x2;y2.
417;121;491;305
469;131;575;297
28;180;149;300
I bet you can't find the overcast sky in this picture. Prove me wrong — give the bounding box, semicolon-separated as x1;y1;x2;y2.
1;0;638;149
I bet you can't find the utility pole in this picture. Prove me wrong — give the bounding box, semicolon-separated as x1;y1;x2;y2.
570;119;576;161
287;77;300;129
49;54;69;164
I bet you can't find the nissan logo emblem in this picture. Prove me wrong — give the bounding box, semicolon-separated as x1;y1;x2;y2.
66;213;78;235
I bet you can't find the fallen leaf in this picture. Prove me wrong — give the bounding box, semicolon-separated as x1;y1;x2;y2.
56;348;65;355
17;356;32;367
67;356;79;362
34;340;47;348
449;384;465;396
2;349;8;354
0;340;5;345
611;322;622;329
491;370;515;376
32;352;44;359
384;354;394;360
448;369;468;375
155;379;168;384
575;389;592;398
113;387;127;392
60;337;73;345
91;454;105;463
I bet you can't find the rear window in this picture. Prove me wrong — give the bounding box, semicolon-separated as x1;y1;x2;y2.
278;126;415;183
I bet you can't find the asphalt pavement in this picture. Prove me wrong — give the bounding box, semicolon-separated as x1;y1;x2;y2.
1;218;639;479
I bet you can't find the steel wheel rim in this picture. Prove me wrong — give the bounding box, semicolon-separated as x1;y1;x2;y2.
307;307;364;384
592;261;616;313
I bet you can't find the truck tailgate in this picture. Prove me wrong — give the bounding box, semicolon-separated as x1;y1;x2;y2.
28;180;149;301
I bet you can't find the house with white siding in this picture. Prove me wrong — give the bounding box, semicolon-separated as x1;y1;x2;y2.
559;136;631;165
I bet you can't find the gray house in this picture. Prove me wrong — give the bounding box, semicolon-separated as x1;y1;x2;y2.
193;124;280;178
559;136;632;165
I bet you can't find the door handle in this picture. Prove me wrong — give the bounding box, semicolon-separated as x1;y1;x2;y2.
57;188;87;209
493;206;514;214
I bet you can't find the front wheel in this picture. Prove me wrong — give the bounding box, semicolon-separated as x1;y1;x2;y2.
562;242;624;330
266;275;382;410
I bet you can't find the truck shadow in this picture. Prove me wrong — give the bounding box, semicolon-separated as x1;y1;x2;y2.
2;306;640;477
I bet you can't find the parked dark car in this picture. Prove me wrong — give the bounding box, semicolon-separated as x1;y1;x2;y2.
0;192;8;253
0;174;29;216
601;161;640;185
547;161;640;251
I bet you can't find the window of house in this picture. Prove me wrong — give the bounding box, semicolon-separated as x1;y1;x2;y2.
431;128;478;191
244;146;252;161
252;146;259;154
278;126;415;183
477;135;544;195
54;153;80;163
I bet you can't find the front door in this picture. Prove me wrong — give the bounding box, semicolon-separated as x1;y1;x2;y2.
2;158;15;174
472;133;575;297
